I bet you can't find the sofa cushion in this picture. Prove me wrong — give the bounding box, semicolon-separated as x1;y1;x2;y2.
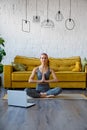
72;61;82;72
12;71;86;82
12;71;36;81
12;62;27;71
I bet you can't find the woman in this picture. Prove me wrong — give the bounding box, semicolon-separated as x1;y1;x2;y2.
26;53;62;98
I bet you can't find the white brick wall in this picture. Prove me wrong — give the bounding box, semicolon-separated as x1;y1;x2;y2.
0;0;87;64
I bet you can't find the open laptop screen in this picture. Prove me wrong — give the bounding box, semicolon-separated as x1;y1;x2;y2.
7;90;35;108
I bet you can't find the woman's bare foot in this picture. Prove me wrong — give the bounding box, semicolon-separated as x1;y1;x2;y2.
46;95;55;98
40;92;55;98
40;92;47;98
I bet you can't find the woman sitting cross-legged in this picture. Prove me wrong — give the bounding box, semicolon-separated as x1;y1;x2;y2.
25;53;62;98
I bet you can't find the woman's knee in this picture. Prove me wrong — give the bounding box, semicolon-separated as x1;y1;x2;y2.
54;87;62;95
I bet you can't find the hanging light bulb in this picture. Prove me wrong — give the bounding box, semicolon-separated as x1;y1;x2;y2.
41;0;54;28
33;16;40;23
55;0;64;21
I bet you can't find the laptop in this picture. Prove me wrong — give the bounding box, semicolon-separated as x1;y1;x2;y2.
7;90;35;108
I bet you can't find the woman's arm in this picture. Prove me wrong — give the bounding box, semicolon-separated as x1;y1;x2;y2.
44;69;59;83
28;67;44;83
29;67;58;83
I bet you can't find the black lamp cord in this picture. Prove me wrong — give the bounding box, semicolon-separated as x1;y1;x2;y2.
47;0;49;21
25;0;28;22
69;0;71;20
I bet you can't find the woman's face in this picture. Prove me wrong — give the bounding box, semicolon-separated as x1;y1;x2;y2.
40;54;48;65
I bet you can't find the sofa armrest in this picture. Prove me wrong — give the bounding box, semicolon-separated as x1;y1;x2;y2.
85;65;87;72
3;65;13;88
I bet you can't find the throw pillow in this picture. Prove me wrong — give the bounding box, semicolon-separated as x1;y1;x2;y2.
81;57;87;72
72;62;81;72
12;62;27;71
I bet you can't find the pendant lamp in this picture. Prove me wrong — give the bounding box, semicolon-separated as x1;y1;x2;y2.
65;0;75;30
41;0;54;28
22;0;30;33
33;0;40;23
55;0;64;21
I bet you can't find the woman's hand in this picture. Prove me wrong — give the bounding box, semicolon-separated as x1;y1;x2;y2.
41;73;46;83
41;69;58;83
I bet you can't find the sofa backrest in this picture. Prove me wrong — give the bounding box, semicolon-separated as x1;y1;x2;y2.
14;55;40;71
49;56;82;72
14;55;82;72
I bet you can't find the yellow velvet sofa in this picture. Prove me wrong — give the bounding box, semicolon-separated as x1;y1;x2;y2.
3;55;87;89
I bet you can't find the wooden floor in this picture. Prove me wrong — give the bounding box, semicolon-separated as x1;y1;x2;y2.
0;87;87;130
